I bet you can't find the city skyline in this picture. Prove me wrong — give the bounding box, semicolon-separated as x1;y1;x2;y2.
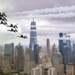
0;0;75;46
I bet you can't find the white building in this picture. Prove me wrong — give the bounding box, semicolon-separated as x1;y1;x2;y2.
48;67;57;75
31;64;44;75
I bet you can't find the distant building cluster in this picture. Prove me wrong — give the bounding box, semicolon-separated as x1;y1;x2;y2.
0;20;75;75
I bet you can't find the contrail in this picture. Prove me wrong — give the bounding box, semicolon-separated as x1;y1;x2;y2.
10;5;75;18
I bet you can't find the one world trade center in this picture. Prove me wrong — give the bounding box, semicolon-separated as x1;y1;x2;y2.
29;19;37;50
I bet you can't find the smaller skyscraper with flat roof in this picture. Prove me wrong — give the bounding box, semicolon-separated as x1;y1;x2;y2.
4;43;14;64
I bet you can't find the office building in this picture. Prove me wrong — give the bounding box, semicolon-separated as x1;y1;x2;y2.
1;60;11;73
59;33;71;69
53;51;64;75
31;64;44;75
59;33;64;56
70;43;75;64
24;48;35;75
52;44;57;61
39;46;52;68
52;44;57;54
24;61;35;75
48;67;57;75
29;19;37;50
53;64;64;75
4;43;14;64
14;43;24;71
34;44;39;64
53;52;63;65
66;64;75;75
25;48;34;61
46;39;51;61
38;47;45;64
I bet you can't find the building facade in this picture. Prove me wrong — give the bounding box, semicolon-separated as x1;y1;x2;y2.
59;33;71;69
29;19;37;50
48;67;57;75
14;43;24;71
4;43;14;64
66;64;75;75
34;44;39;64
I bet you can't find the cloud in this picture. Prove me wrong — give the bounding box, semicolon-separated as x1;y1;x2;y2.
1;4;75;46
9;5;75;19
1;0;75;12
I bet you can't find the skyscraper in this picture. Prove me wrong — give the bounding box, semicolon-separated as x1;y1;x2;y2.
66;64;75;75
52;51;64;75
31;64;44;75
34;44;39;64
48;67;57;75
71;44;75;64
59;33;71;70
46;39;51;62
4;43;14;64
29;19;37;50
14;43;24;71
59;33;64;56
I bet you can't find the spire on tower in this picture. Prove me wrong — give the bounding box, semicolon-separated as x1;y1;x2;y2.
33;18;34;22
33;14;34;22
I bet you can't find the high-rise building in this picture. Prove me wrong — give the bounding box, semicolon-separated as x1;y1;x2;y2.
24;48;34;61
38;47;45;64
1;60;12;73
29;19;37;50
59;33;64;56
53;52;63;65
70;43;75;64
34;44;39;64
24;48;35;74
66;64;75;75
14;43;24;71
46;39;51;62
48;67;57;75
31;64;44;75
59;33;71;69
4;43;14;64
52;44;57;54
53;51;64;75
52;44;57;61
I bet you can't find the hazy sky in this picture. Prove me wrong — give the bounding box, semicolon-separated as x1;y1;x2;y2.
0;0;75;47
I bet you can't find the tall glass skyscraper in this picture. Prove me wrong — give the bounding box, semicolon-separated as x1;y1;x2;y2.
59;33;71;70
29;19;37;50
4;43;14;64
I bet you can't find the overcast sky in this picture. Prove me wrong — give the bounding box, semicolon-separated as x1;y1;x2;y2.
0;0;75;48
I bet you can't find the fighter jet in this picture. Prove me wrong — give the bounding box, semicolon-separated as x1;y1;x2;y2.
2;12;7;17
7;23;18;28
7;28;18;32
0;21;8;25
17;35;27;39
0;12;7;21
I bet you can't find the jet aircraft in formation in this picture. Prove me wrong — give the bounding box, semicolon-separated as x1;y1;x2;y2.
0;12;27;39
7;23;18;28
17;35;27;39
0;12;7;26
7;28;18;33
7;23;18;32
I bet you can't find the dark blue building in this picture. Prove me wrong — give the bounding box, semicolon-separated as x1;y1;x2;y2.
34;44;39;64
59;33;71;70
